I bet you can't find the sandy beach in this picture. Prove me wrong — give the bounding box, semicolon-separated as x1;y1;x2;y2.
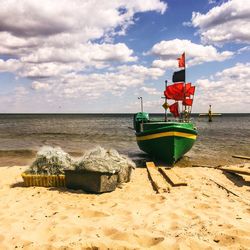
0;0;250;248
0;165;250;249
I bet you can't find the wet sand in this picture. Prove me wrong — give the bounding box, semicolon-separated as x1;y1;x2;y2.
0;147;246;168
0;165;250;249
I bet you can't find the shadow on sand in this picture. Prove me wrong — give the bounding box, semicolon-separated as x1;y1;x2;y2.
223;171;250;187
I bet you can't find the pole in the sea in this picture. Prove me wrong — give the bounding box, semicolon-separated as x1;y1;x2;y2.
138;97;143;113
208;104;212;122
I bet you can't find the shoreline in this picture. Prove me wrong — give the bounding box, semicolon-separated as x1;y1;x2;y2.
0;148;247;168
0;165;250;249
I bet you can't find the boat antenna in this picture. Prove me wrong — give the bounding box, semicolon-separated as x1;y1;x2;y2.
165;80;168;121
138;97;143;113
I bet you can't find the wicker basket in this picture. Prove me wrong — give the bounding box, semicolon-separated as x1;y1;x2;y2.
21;173;65;187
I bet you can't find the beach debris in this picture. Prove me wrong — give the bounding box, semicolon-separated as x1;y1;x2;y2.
146;162;170;193
159;167;187;187
209;178;240;197
218;164;250;176
26;146;73;175
232;155;250;160
75;146;135;184
202;193;210;198
192;164;219;169
197;168;250;206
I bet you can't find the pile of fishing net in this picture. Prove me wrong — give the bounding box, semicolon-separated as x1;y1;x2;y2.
75;146;136;183
26;146;135;184
26;146;73;175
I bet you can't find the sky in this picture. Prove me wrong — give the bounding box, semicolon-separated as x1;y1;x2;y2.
0;0;249;113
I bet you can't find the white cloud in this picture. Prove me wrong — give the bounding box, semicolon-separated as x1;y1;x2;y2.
0;0;167;106
150;39;233;68
0;0;166;39
208;0;216;4
195;63;250;112
31;64;165;100
118;65;164;79
31;81;51;90
21;43;137;64
12;42;138;79
0;0;166;54
142;99;167;113
0;59;21;72
0;32;39;56
191;0;250;45
151;59;177;70
19;62;78;79
15;86;29;96
0;0;166;73
237;46;250;54
141;86;161;95
1;42;138;79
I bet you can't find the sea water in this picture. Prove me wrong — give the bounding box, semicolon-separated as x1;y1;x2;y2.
0;114;249;166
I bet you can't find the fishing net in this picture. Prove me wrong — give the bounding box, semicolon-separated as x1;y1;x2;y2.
76;146;135;183
26;146;73;175
26;146;135;184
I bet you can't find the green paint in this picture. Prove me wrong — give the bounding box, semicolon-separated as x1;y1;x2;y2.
135;121;197;164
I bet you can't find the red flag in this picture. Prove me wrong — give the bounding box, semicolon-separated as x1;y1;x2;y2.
178;53;185;68
169;102;179;117
185;83;195;97
164;83;184;100
182;98;193;106
185;82;191;91
187;86;195;96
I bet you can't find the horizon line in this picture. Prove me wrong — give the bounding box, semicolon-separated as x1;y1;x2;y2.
0;112;249;115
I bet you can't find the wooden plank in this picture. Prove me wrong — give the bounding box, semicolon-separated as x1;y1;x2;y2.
218;166;250;176
232;155;250;160
159;167;187;187
195;168;250;206
242;175;250;182
192;164;219;169
146;162;170;193
209;178;239;197
211;177;250;206
146;162;157;168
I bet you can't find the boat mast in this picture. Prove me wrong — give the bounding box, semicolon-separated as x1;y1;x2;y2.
189;84;195;117
183;52;187;122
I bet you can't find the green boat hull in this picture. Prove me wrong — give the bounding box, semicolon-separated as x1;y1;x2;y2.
135;122;197;164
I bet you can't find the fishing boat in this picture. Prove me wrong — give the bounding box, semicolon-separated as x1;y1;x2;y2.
133;53;197;164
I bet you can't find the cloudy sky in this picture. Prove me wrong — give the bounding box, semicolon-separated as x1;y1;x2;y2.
0;0;249;113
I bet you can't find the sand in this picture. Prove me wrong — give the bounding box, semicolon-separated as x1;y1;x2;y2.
0;165;250;250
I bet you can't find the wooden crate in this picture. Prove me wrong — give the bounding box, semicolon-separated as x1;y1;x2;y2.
65;170;118;193
21;173;65;187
